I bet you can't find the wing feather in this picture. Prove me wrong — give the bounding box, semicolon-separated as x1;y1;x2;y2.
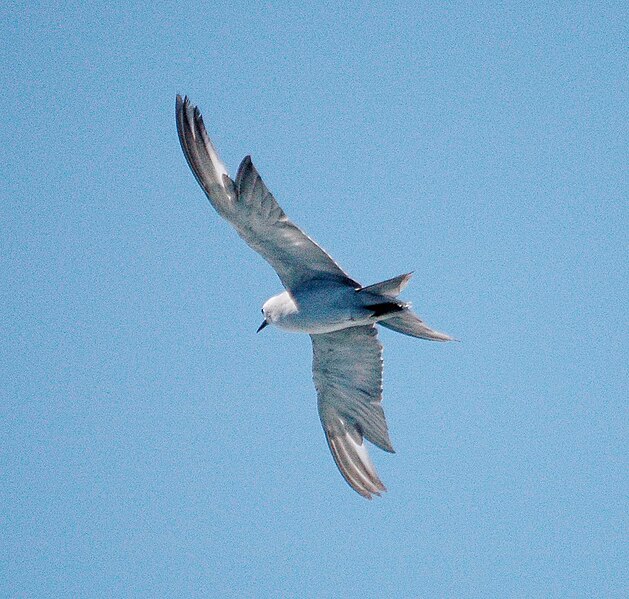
176;95;357;291
311;325;394;499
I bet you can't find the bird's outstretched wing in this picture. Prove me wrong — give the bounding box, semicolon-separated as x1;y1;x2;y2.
176;95;357;291
311;325;394;499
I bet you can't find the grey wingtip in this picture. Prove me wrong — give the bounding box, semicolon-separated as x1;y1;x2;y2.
325;430;388;499
374;436;396;454
175;94;183;119
438;332;458;342
235;155;255;189
176;94;189;114
239;155;253;170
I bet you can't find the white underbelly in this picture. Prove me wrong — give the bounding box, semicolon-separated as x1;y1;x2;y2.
274;313;373;334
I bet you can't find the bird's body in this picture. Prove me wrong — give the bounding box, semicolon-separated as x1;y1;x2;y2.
263;282;407;334
176;95;453;498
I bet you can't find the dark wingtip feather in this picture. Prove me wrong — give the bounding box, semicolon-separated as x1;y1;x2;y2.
235;155;255;190
325;430;387;499
239;155;253;170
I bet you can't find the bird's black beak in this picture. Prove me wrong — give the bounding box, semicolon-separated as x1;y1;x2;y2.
257;319;269;333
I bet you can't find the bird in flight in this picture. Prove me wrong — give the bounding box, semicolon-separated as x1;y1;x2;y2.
176;96;453;499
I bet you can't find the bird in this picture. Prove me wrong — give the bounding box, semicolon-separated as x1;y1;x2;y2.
176;95;453;499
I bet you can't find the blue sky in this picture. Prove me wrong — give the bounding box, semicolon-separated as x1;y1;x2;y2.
1;1;627;597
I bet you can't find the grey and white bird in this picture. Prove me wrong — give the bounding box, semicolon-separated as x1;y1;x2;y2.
176;95;453;499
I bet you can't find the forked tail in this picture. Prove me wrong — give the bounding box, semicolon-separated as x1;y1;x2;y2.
359;273;453;340
359;273;413;297
378;309;453;341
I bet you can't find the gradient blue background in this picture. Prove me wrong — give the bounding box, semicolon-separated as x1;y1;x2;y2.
2;2;627;597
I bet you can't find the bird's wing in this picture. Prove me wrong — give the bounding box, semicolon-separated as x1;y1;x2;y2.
176;95;358;291
311;325;394;499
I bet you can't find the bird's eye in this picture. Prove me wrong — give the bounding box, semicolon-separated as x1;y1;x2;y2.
261;308;264;314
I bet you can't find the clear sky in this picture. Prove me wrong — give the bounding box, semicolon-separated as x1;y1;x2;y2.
2;1;627;597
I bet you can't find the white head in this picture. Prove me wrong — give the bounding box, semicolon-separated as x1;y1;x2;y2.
257;291;297;332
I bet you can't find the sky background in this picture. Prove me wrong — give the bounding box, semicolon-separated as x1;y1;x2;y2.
1;1;627;597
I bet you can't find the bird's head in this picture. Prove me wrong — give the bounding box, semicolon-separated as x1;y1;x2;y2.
257;292;296;333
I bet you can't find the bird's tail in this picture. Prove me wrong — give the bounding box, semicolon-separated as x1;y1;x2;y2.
378;309;454;341
359;273;453;341
358;273;413;297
